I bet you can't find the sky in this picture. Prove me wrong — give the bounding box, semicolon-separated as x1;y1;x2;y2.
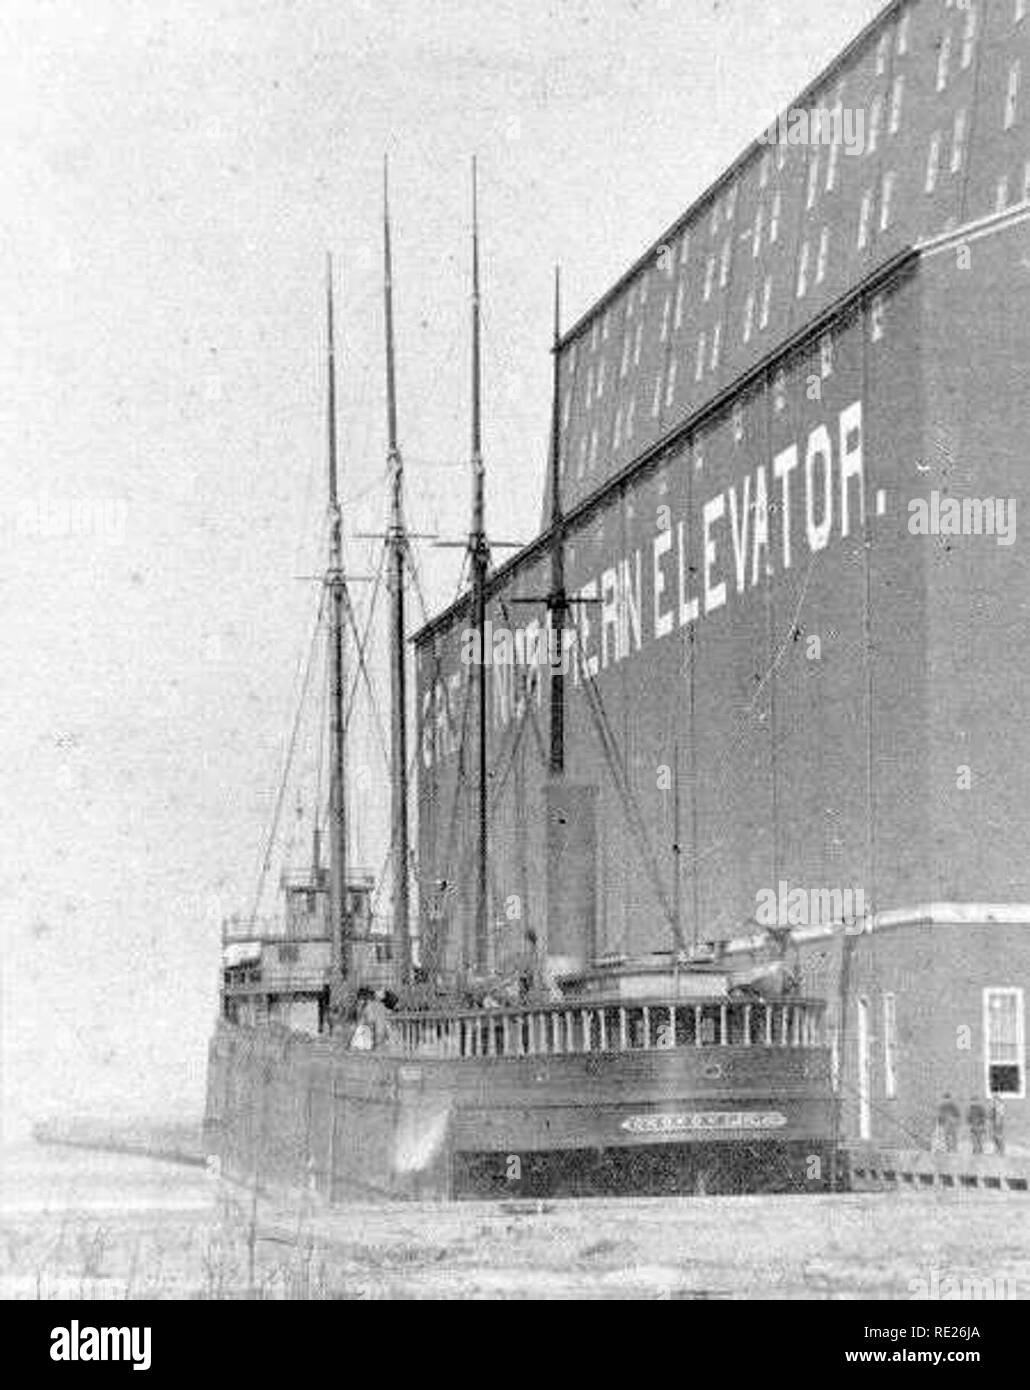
0;0;886;1140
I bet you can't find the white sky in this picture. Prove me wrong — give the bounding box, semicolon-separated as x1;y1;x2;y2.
1;0;885;1139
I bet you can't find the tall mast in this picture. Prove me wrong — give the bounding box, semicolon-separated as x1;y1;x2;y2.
547;267;565;778
325;254;350;1004
383;158;411;987
469;156;489;973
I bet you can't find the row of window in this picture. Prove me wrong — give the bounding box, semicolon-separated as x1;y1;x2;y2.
836;986;1026;1102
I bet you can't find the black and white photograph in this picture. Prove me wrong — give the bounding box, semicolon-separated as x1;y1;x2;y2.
3;0;1029;1344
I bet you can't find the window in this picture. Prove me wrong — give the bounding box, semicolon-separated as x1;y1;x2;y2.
1006;60;1021;130
876;31;890;77
796;239;810;298
612;405;623;449
660;294;671;343
278;942;299;963
725;183;737;222
695;331;706;381
703;255;715;301
674;280;686;330
868;94;883;155
770;190;782;244
596;357;606;400
743;291;755;344
961;5;977;70
820;331;833;379
633;320;643;366
585;365;595;408
753;204;764;259
806;152;821;210
816;226;830;285
664;357;678;408
984;988;1025;1097
773;367;787;412
880;171;895;230
937;30;952;93
827;114;842;191
883;993;897;1098
997;176;1010;213
760;275;773;330
951;107;967;173
710;319;722;370
889;75;905;135
859;191;872;249
925;132;941;194
896;10;910;56
651;373;662;418
1018;0;1027;24
1024;159;1030;202
870;291;887;342
590;321;599;353
759;150;772;189
601;308;611;341
624;396;636;438
720;236;732;288
680;230;690;265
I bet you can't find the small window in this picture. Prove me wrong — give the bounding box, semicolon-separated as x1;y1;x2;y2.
816;226;830;285
674;280;686;331
868;95;883;155
896;11;910;56
883;993;897;1098
820;332;834;379
961;5;977;70
709;319;722;370
760;275;773;330
937;31;952;93
1006;60;1021;130
870;292;887;343
719;236;732;288
951;108;967;173
925;132;941;194
796;240;810;299
984;988;1025;1097
664;356;678;409
889;75;905;135
858;189;873;249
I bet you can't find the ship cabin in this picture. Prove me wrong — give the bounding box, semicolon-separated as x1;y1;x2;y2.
220;867;392;1034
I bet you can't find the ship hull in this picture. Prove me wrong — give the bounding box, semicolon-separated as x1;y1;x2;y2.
204;1021;833;1200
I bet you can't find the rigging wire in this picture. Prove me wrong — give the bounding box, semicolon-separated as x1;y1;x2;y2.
245;586;327;928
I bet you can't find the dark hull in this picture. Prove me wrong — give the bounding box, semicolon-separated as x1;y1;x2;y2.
204;1021;834;1199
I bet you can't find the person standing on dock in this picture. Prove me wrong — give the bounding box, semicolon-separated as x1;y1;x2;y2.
966;1096;987;1155
935;1094;960;1152
990;1096;1006;1156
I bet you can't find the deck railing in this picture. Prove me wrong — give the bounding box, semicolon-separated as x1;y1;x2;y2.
390;997;826;1060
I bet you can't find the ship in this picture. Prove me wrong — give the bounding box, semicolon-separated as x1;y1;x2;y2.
204;156;834;1201
207;0;1030;1200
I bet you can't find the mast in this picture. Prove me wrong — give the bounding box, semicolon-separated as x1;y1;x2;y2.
325;254;350;1006
469;156;490;973
383;158;411;987
547;267;565;777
